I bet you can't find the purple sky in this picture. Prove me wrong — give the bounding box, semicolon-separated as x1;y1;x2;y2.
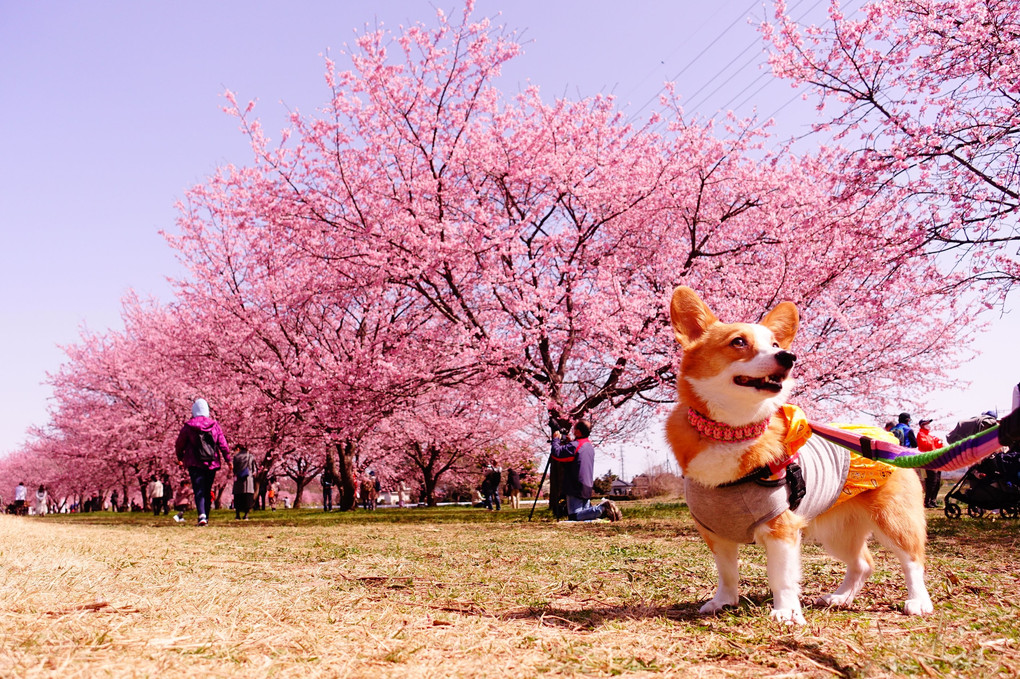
1;1;1015;475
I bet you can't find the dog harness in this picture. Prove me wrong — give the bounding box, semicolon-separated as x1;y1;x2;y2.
685;435;851;544
683;406;894;544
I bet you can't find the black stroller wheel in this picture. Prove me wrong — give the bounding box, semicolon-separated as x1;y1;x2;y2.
944;503;961;519
967;504;985;518
1001;505;1019;519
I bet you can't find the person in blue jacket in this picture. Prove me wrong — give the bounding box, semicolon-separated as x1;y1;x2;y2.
891;412;918;448
551;419;622;522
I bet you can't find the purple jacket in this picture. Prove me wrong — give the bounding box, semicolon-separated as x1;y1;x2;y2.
551;437;595;499
175;416;231;470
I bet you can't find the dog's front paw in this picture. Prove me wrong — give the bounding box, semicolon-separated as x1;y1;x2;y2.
699;596;737;614
904;597;934;616
816;593;855;608
770;607;806;625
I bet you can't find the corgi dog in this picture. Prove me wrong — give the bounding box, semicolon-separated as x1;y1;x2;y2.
665;286;932;624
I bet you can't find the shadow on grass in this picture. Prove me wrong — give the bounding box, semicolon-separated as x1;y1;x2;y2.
503;602;705;628
503;591;783;629
506;601;855;677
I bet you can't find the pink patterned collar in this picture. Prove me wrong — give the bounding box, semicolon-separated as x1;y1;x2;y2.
687;408;770;442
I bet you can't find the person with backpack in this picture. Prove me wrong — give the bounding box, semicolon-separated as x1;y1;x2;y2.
891;412;917;448
174;398;231;526
550;419;622;522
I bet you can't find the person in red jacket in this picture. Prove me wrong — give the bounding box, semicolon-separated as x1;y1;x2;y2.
917;418;944;508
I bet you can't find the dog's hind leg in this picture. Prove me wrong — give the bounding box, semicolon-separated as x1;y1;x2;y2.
698;527;740;613
810;508;874;608
871;516;933;615
868;471;934;615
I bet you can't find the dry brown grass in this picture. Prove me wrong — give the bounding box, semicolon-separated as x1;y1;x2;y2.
1;506;1018;677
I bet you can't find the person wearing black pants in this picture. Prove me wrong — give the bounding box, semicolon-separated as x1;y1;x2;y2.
917;418;943;507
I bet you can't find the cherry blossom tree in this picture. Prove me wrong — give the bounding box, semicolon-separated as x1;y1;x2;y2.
371;382;535;506
197;2;974;430
765;0;1020;290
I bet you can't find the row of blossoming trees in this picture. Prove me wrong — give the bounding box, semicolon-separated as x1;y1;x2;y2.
5;1;1012;510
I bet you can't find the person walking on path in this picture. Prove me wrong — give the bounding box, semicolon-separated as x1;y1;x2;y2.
13;482;27;515
147;475;164;516
232;445;256;520
321;460;335;512
174;398;231;526
550;420;622;522
268;477;279;511
360;471;378;510
506;468;522;509
917;418;944;508
481;465;502;511
160;473;173;515
33;485;48;516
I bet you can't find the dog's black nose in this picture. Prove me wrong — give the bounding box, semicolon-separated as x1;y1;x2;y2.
775;351;796;370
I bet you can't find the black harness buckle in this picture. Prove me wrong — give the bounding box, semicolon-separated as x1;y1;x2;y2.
785;461;806;511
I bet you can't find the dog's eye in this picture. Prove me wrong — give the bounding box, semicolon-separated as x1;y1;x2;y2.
772;342;780;349
730;337;747;348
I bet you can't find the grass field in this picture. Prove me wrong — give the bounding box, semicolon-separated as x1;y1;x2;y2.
1;502;1017;678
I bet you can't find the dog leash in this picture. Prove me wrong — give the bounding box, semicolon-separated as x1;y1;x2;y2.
809;421;1003;472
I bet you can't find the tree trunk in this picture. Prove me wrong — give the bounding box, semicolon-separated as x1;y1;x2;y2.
293;476;308;508
335;440;358;511
422;446;442;507
423;474;438;507
214;480;227;509
137;473;149;510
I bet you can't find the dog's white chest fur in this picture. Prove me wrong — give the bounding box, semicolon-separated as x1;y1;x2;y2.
681;440;749;486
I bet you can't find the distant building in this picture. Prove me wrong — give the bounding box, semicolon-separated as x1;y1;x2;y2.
630;474;651;498
609;478;633;497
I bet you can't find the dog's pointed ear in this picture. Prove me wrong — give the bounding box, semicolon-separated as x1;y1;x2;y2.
670;286;718;349
762;300;799;349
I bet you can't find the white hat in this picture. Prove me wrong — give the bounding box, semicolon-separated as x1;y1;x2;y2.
192;399;210;418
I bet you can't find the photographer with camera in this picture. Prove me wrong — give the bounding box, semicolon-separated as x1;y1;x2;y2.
551;419;622;522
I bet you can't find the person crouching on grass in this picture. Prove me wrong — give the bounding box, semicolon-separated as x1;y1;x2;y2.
174;398;231;526
551;419;622;522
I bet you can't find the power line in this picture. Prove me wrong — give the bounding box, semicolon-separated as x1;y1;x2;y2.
682;41;762;114
618;1;733;105
689;0;829;120
625;0;762;126
680;0;818;115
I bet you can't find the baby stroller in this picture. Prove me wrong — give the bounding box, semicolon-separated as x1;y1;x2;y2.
943;451;1020;519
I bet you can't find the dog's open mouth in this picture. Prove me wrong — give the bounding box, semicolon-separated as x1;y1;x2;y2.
734;373;786;393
